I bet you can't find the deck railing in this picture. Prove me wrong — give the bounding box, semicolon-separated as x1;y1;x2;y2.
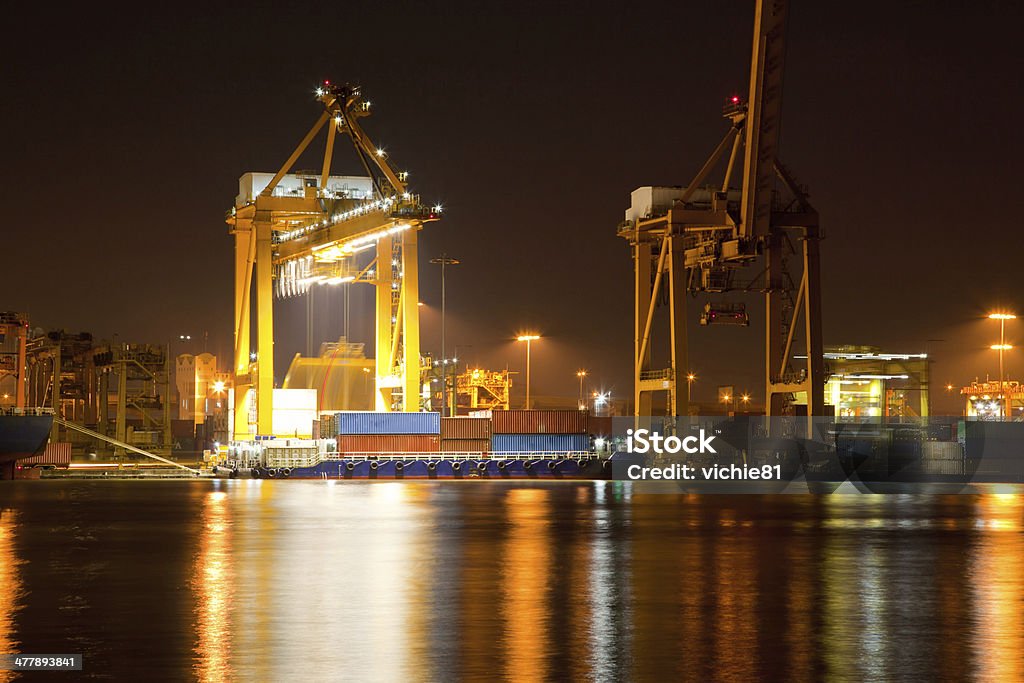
0;407;55;416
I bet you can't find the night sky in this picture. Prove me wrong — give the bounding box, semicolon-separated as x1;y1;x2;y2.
4;1;1022;413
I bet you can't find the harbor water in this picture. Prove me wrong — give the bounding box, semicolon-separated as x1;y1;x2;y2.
1;481;1023;680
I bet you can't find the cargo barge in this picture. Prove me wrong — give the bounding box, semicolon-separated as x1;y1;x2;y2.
213;409;611;479
212;449;610;480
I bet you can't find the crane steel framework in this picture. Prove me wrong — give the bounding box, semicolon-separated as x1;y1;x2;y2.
227;83;439;439
620;0;824;437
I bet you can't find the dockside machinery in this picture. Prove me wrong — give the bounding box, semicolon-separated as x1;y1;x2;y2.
228;83;439;440
620;0;824;436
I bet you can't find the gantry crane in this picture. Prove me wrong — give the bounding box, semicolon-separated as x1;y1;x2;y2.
620;0;824;437
227;82;439;439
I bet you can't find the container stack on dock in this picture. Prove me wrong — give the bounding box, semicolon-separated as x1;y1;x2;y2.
490;409;591;453
440;417;491;453
335;411;441;454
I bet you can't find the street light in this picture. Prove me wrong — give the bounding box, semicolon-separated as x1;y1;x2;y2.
517;334;540;409
430;255;460;417
576;370;587;410
989;312;1017;420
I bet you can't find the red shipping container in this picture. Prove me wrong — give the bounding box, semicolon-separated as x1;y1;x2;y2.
440;417;491;440
337;434;440;454
491;410;588;434
440;438;490;453
19;442;72;467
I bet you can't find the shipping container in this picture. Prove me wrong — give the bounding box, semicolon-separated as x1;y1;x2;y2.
491;409;588;435
337;434;441;453
335;411;441;435
491;433;591;452
19;442;72;467
263;446;320;468
319;415;338;439
922;441;962;461
441;417;491;440
440;438;490;453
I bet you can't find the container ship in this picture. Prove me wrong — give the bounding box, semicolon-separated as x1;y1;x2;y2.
213;409;613;479
0;409;54;480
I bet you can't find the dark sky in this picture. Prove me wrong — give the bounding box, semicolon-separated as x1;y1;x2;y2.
3;1;1022;413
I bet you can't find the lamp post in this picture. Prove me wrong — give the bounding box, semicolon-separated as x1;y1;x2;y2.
517;335;540;409
989;312;1016;420
430;256;460;417
592;390;610;416
576;370;587;410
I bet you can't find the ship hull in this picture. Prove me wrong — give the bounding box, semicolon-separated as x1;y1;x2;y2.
214;457;611;480
0;414;54;479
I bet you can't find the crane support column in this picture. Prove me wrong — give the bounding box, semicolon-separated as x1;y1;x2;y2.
233;227;253;440
667;236;689;418
255;217;275;436
375;236;394;411
401;231;421;411
634;240;653;422
802;227;825;426
764;234;786;416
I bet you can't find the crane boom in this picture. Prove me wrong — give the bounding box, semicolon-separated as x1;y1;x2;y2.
740;0;788;238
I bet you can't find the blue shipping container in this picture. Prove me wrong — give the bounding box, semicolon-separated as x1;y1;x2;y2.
491;433;591;453
335;411;441;435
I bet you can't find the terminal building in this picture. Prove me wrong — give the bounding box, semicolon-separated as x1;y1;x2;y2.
960;379;1023;420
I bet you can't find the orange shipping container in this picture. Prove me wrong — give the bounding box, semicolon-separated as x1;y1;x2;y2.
440;417;491;440
491;410;588;434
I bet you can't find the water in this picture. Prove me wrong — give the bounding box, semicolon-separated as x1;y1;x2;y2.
1;481;1023;681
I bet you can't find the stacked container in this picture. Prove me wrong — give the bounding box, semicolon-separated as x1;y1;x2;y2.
335;411;441;454
319;414;339;439
490;409;591;453
440;417;491;453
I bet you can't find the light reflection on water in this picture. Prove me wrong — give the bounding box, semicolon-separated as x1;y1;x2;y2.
0;482;1023;680
0;510;23;683
193;490;232;682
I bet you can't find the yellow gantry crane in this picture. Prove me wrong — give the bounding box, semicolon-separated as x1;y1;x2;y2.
620;0;824;436
227;82;439;439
